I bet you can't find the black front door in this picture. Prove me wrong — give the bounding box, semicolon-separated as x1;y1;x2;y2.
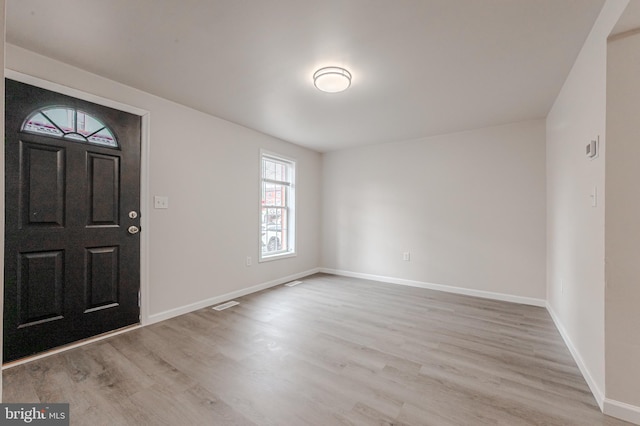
4;79;141;362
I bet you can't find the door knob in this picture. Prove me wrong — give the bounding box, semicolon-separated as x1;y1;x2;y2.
128;225;140;235
128;211;138;219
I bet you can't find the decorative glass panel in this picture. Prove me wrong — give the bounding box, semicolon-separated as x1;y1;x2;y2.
42;107;75;133
23;112;63;137
64;133;86;141
88;128;117;147
76;111;104;137
22;107;118;148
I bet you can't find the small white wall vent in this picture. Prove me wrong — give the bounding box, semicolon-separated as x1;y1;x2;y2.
284;280;303;287
586;136;599;160
212;301;239;311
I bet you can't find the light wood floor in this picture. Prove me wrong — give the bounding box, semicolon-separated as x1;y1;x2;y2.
3;273;631;425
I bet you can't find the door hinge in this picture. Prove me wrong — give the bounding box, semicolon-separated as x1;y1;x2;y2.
138;290;141;307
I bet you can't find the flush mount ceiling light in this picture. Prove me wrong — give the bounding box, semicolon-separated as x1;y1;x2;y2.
313;67;352;93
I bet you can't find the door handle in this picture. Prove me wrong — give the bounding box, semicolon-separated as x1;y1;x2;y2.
128;225;140;235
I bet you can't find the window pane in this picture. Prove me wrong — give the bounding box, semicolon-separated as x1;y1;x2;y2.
274;161;287;182
23;112;63;137
262;207;282;225
88;128;118;147
261;207;283;253
263;157;290;183
42;107;75;133
76;111;105;137
263;158;276;180
263;182;287;207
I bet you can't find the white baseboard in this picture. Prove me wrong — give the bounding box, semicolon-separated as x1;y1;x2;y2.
146;267;321;325
604;398;640;425
545;303;605;411
547;304;640;425
320;268;546;307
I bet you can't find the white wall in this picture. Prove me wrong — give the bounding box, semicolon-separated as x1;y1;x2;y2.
0;0;5;401
322;120;546;302
4;44;322;322
545;0;628;408
605;30;640;412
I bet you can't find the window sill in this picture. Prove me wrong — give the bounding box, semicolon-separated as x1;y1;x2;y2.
259;252;297;263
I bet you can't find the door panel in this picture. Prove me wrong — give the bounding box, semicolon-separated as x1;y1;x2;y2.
4;79;141;362
21;142;66;228
85;246;119;312
18;250;65;327
87;153;120;226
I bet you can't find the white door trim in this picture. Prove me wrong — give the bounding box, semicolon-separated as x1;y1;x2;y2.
4;69;152;326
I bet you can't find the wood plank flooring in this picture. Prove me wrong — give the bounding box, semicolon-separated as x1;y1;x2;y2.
3;273;632;425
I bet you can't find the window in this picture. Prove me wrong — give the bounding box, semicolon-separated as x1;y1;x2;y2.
22;106;118;148
260;152;295;261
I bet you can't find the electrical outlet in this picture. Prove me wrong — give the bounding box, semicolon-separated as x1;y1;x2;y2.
246;256;252;267
403;252;411;261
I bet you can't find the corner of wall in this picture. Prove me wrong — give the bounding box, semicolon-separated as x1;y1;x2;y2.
604;21;640;424
545;1;633;423
545;302;605;409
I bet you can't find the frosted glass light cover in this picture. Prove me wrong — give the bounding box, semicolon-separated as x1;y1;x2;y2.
313;67;352;93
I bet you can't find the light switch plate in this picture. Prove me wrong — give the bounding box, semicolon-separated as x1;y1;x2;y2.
586;136;599;160
154;196;169;209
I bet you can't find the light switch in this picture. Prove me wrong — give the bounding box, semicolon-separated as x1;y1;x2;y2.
154;196;169;209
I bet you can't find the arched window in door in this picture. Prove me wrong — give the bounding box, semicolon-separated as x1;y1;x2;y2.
21;106;118;148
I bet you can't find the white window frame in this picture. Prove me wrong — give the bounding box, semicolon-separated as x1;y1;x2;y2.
259;150;296;262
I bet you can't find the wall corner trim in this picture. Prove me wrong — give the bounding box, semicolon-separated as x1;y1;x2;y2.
320;268;546;307
603;399;640;425
545;302;605;410
146;268;321;325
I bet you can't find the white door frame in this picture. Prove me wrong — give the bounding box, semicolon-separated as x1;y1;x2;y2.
3;69;151;326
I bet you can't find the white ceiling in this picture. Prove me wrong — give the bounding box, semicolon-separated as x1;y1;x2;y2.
6;0;606;152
